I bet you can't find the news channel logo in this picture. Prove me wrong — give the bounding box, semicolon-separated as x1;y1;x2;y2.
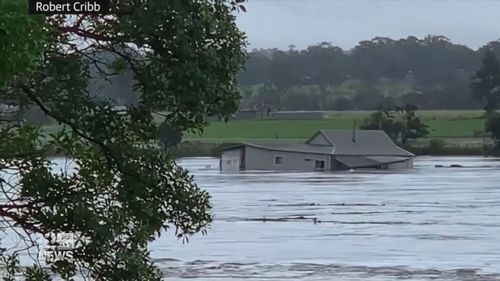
38;232;76;263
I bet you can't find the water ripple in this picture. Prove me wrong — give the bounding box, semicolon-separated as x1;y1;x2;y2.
155;157;500;280
159;261;500;281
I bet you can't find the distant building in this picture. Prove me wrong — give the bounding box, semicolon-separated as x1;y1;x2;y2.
232;106;272;120
220;129;415;172
233;109;260;120
269;111;325;120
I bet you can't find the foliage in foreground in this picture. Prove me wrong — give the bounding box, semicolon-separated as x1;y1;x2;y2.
158;123;183;149
0;0;246;280
0;0;48;87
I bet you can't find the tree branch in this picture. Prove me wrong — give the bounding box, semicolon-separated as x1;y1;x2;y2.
16;83;115;168
59;26;116;42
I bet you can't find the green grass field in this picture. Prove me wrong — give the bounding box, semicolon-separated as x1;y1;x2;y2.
40;110;487;145
185;110;486;141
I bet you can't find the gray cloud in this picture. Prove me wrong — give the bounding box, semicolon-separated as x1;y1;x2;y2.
235;0;500;50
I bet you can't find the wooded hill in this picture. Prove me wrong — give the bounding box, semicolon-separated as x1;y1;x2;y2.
238;36;500;111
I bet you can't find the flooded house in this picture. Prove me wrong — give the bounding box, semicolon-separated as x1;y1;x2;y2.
220;129;415;171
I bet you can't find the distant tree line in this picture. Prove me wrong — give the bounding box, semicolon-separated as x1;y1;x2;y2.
18;36;500;127
238;35;500;111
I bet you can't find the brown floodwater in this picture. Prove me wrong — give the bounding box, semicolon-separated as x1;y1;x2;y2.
152;156;500;281
3;156;500;280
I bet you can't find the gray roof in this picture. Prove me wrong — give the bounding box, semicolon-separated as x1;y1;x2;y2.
222;129;414;157
336;155;410;168
315;129;414;157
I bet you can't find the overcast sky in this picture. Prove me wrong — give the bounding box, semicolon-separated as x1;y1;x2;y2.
235;0;500;51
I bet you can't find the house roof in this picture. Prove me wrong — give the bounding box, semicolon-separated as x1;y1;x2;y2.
336;155;410;168
220;129;414;157
319;129;414;157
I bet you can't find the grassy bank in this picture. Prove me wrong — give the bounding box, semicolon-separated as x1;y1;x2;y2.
170;140;491;158
39;141;490;158
42;110;486;140
39;139;490;158
40;110;493;157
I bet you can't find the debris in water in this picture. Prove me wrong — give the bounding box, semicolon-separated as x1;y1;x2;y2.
435;164;464;168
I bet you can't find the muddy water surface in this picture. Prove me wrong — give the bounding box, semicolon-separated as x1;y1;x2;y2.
152;156;500;281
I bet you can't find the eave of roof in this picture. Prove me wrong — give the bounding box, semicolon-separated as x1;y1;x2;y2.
219;144;246;152
335;155;411;168
221;143;414;157
221;143;332;155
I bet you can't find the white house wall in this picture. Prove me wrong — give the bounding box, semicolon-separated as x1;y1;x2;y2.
220;149;242;171
244;146;330;172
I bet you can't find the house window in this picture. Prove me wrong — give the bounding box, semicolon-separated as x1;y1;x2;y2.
274;156;283;165
315;160;325;170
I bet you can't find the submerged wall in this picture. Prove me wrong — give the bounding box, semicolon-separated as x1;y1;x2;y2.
244;146;330;171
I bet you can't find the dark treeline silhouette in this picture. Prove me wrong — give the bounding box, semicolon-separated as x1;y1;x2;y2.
238;35;500;111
